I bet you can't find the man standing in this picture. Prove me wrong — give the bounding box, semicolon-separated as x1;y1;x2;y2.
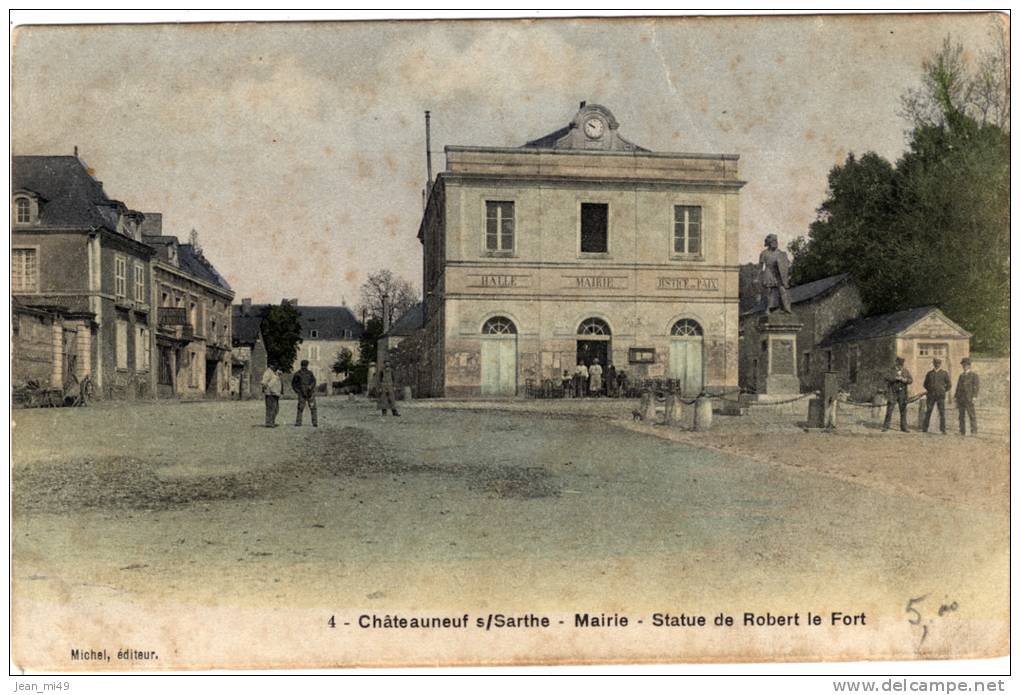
261;365;282;428
575;362;589;398
921;358;951;434
292;359;318;427
955;357;980;436
606;362;617;398
377;359;400;417
589;358;603;398
882;356;912;433
758;233;792;314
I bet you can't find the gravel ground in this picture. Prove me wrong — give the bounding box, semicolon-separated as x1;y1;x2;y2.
10;396;1010;668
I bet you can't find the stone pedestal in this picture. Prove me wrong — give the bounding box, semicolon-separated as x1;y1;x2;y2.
754;313;804;396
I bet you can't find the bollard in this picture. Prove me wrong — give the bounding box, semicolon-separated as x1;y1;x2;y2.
693;396;713;431
403;385;413;402
664;391;681;426
916;395;926;431
639;390;655;422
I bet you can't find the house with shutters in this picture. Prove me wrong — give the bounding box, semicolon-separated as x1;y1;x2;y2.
12;154;157;399
143;215;234;399
417;102;744;398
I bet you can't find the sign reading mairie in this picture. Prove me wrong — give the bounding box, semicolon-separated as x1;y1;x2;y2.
656;276;720;291
466;274;531;289
565;275;629;290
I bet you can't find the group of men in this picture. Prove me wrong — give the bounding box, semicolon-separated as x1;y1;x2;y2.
882;356;980;435
259;358;401;427
260;360;320;427
562;358;629;398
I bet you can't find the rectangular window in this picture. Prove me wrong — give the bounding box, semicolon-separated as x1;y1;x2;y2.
803;351;811;374
11;248;38;292
918;343;948;359
485;201;514;252
849;346;860;383
116;320;129;369
580;203;608;253
136;326;150;371
114;256;127;298
674;205;703;256
310;329;319;339
826;350;834;372
134;264;145;301
190;301;197;329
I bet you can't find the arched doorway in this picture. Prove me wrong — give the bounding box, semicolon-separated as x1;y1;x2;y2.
480;316;518;396
577;318;611;372
669;319;704;396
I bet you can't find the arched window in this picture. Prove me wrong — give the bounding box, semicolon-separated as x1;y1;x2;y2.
15;197;31;224
578;318;611;336
671;319;703;337
482;316;517;335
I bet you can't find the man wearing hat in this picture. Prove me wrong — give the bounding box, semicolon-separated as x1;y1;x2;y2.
921;358;951;434
291;359;318;427
882;356;913;432
954;357;980;435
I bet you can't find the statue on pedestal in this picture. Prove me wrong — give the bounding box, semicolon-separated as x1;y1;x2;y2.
759;233;792;315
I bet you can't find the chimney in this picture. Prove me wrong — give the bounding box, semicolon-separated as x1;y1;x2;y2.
242;298;252;317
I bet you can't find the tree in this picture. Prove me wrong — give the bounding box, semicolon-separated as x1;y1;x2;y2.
261;303;303;372
331;347;355;376
357;316;385;367
792;32;1009;354
357;269;418;326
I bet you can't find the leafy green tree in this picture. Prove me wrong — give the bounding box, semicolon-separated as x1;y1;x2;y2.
357;316;384;367
261;303;303;371
790;32;1009;354
331;347;355;376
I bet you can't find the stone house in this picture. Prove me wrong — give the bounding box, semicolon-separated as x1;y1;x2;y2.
816;306;971;402
377;302;424;396
231;300;363;397
12;155;157;400
739;273;863;394
231;299;269;400
418;102;743;398
143;214;234;400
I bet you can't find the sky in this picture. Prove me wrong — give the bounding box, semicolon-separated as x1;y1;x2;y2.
11;12;1004;307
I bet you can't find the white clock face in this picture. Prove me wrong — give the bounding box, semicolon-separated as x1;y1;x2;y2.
583;117;605;139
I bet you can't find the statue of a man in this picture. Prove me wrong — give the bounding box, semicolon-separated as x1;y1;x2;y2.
759;233;792;314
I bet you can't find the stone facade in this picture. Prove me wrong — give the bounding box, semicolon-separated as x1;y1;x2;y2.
419;103;743;398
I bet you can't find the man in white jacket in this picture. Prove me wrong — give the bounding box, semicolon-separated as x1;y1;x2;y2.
261;366;283;428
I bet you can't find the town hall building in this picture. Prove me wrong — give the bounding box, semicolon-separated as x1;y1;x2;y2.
417;102;744;397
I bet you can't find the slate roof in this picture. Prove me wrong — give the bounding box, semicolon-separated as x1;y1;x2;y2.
742;273;851;316
385;303;423;337
294;305;365;341
232;306;267;346
818;306;970;347
232;304;364;347
523;125;573;149
12;155;125;232
178;244;232;292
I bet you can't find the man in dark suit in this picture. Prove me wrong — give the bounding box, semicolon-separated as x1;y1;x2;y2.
882;356;913;433
954;357;980;436
921;358;951;434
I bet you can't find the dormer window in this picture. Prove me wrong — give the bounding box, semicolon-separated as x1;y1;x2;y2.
12;193;38;225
